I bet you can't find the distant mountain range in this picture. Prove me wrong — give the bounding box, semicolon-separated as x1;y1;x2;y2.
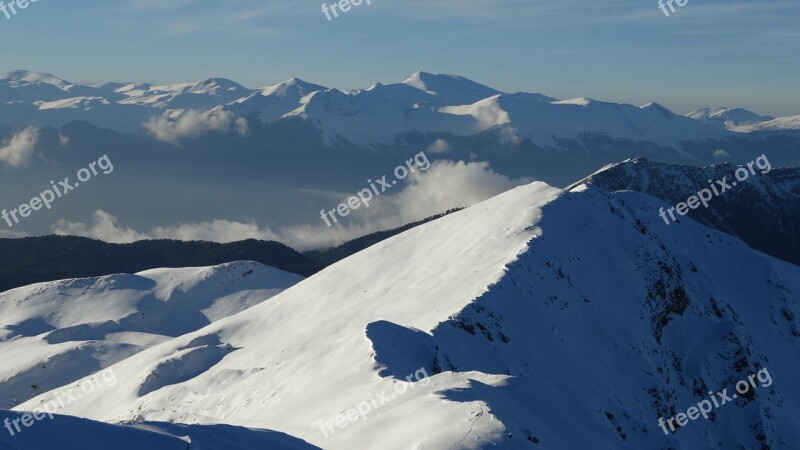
2;70;798;149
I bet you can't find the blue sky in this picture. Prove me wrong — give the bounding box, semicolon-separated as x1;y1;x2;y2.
1;0;798;116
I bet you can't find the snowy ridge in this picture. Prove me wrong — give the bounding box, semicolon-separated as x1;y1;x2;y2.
230;78;325;122
572;157;800;266
11;179;800;449
687;107;775;128
733;115;800;133
401;71;501;105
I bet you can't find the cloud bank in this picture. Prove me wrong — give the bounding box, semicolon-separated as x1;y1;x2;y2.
51;161;531;250
0;127;38;167
145;109;248;144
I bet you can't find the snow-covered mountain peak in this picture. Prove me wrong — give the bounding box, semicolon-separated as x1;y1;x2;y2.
258;78;325;98
572;157;800;267
641;101;675;114
401;71;443;90
401;71;502;105
194;77;247;92
687;107;775;128
151;77;249;97
0;70;71;88
114;82;153;93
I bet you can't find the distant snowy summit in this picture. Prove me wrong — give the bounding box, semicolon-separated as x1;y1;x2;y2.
1;70;797;147
687;107;776;129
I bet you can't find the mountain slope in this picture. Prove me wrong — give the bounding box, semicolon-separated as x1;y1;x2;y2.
0;410;320;450
0;261;302;408
441;97;728;147
17;180;800;449
573;157;800;266
687;107;774;128
303;208;464;266
734;115;800;133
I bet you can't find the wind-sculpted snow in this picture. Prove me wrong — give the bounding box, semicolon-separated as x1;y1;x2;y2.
13;180;799;449
0;261;302;407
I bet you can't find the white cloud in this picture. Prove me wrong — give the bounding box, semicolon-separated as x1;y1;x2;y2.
285;160;530;249
498;125;523;146
53;210;151;243
0;127;38;167
150;220;279;243
52;210;279;245
144;109;248;144
427;139;452;154
378;160;529;226
713;149;731;159
50;161;530;251
0;229;28;239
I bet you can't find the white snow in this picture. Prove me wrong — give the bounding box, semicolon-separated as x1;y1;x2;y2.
6;179;799;449
4;70;796;148
0;261;302;409
732;114;800;132
687;107;775;128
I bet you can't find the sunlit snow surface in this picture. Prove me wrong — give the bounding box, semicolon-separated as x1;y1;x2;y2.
1;181;797;449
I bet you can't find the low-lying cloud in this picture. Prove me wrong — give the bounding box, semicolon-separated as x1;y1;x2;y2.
144;109;248;144
0;229;28;239
51;160;531;251
426;138;452;154
0;127;38;167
